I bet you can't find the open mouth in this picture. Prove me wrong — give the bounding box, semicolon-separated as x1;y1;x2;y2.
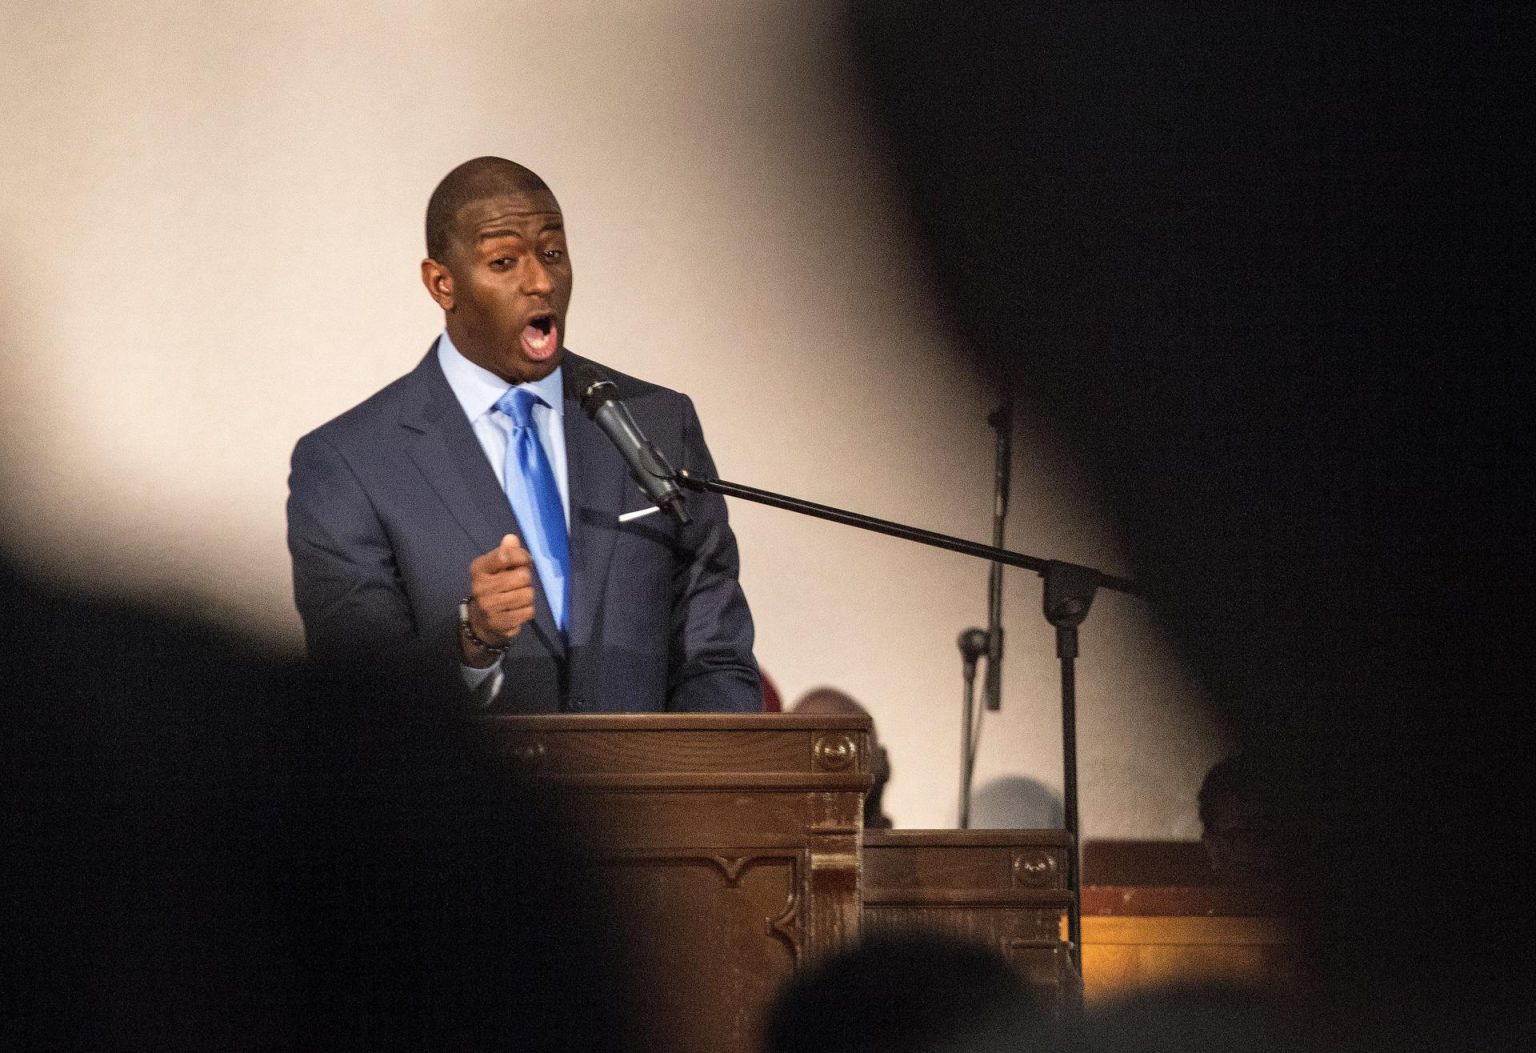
520;313;558;360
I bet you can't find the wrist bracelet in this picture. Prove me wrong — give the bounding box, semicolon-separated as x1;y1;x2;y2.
458;599;510;655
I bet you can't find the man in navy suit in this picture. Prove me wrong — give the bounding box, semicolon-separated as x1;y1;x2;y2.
287;157;760;713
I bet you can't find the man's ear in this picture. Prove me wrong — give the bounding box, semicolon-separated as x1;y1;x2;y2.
421;258;455;311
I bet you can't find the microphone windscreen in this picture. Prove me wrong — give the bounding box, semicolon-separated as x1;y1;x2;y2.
566;362;616;416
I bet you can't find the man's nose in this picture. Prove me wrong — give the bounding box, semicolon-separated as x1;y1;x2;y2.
520;257;553;295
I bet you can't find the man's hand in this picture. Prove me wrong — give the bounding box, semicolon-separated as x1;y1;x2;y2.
460;534;537;665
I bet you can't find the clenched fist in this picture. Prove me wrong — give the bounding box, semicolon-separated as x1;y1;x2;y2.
460;534;537;666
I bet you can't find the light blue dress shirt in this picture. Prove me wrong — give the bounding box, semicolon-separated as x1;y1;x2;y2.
436;332;570;522
436;331;570;699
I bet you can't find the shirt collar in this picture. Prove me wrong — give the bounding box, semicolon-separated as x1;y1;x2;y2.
436;330;565;424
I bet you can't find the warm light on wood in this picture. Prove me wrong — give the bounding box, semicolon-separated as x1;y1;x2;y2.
1072;912;1299;1002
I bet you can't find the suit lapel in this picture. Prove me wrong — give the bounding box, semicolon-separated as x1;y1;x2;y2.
562;353;628;648
399;346;566;656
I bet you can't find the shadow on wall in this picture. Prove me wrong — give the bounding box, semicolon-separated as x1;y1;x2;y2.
969;775;1062;829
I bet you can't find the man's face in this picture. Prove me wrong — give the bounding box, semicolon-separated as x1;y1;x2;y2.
422;188;573;384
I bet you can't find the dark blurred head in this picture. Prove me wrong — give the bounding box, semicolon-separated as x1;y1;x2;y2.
847;5;1536;1034
1;562;623;1052
764;931;1039;1053
1197;754;1289;883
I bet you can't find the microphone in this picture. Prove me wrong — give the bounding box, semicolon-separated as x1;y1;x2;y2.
567;362;692;526
957;628;990;676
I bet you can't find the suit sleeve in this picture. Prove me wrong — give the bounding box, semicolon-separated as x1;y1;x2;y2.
287;431;420;665
665;397;763;713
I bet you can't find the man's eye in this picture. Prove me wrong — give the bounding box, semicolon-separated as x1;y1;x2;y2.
490;257;513;269
543;249;565;262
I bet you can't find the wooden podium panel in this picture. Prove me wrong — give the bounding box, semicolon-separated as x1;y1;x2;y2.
480;714;873;1053
861;829;1077;1010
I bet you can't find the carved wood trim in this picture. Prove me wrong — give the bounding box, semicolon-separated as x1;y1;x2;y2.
482;714;873;732
499;771;873;792
861;888;1073;907
590;849;807;962
864;829;1072;848
1004;937;1071;951
811;732;859;772
767;852;806;963
1013;849;1061;888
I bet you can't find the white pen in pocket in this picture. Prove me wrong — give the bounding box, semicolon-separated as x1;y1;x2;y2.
617;506;661;524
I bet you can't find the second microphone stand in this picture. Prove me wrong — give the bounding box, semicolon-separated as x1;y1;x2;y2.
958;402;1013;829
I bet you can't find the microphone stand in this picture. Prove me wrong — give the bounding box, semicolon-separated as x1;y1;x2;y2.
983;402;1012;720
956;628;989;829
957;403;1015;829
672;467;1160;982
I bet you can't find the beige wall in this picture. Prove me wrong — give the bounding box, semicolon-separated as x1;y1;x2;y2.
0;1;1225;834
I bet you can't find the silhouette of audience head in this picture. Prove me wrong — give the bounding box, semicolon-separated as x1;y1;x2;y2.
1;559;624;1052
1197;753;1289;884
764;930;1039;1053
792;686;893;828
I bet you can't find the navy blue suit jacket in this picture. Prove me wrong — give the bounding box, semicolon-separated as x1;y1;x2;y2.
286;345;760;713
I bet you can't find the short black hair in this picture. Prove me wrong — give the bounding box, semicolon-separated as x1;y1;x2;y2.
765;931;1038;1053
425;156;553;261
1197;753;1281;828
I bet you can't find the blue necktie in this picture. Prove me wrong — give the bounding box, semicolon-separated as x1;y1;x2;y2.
494;387;570;632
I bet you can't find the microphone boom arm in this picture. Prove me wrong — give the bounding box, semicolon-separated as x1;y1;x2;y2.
673;469;1156;601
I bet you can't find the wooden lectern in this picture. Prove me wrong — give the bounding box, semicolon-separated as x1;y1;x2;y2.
862;829;1077;1008
481;713;873;1053
480;714;1076;1050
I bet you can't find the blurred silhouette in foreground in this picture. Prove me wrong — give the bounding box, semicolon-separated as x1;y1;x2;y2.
851;4;1534;1047
0;557;625;1052
764;931;1040;1053
792;686;892;828
854;2;1536;1049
